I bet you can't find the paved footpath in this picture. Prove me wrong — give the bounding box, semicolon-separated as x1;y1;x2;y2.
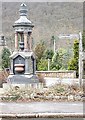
0;101;84;119
0;101;83;114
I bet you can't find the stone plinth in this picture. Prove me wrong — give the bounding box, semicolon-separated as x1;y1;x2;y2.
7;74;39;84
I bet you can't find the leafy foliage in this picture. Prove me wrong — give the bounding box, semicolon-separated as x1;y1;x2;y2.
34;42;46;70
82;31;85;50
1;47;11;69
68;39;79;77
37;59;48;71
50;48;69;70
68;58;78;70
44;49;54;59
34;42;46;63
73;39;79;59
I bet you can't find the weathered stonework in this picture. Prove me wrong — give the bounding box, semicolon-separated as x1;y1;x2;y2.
7;3;39;84
36;70;76;78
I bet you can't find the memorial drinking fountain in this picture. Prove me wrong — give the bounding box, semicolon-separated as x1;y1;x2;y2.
7;3;39;85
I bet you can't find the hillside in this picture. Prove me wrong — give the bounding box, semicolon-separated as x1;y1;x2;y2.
2;2;83;50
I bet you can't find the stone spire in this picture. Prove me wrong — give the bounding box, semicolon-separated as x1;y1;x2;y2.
13;3;34;52
19;3;28;16
14;3;32;26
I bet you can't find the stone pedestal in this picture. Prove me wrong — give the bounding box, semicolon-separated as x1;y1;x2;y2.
8;51;39;84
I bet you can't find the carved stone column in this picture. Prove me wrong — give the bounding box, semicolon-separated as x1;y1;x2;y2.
20;33;22;42
29;33;32;51
15;32;18;51
10;59;13;75
24;31;28;51
24;58;29;74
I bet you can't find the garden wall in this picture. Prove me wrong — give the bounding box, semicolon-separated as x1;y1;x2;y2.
36;70;76;78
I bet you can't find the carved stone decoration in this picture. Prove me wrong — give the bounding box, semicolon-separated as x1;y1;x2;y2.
7;3;39;84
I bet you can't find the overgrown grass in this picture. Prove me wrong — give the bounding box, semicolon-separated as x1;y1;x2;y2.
1;83;83;102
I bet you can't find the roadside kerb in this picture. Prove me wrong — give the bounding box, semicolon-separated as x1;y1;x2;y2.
0;113;84;118
0;95;83;101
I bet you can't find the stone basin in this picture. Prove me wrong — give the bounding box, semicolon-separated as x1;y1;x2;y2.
14;64;25;67
14;64;24;72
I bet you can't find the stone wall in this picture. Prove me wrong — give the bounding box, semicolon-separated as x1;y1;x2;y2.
36;70;76;78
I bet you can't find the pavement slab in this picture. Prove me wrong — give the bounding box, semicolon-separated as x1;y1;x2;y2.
0;101;83;114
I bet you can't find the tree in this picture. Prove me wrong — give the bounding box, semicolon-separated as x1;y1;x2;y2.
34;42;46;62
34;42;46;70
82;31;85;50
73;39;79;59
51;48;69;70
37;59;48;71
44;49;54;59
68;39;79;77
44;49;54;70
1;47;11;69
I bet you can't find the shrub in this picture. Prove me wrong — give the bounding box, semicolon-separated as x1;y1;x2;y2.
68;39;79;77
37;59;48;71
1;47;11;69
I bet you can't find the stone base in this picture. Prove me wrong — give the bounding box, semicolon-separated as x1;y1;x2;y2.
7;74;39;84
3;82;43;92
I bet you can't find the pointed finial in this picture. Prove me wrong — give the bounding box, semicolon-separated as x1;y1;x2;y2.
19;3;28;16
